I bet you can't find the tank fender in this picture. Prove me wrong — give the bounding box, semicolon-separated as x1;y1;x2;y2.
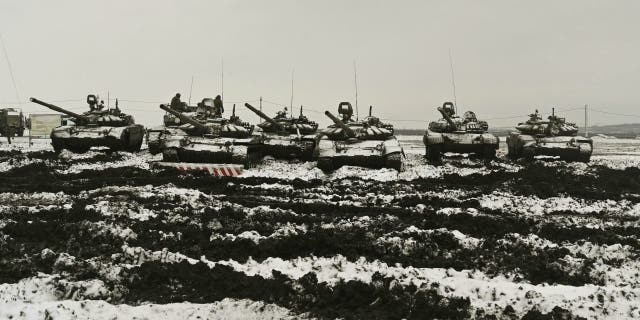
423;131;444;145
383;139;404;155
50;127;73;139
317;138;337;157
480;134;500;146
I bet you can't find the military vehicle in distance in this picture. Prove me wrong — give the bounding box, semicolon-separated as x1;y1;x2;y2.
30;95;145;153
158;104;262;168
244;103;319;160
0;107;26;141
506;108;592;162
317;102;403;171
423;101;499;162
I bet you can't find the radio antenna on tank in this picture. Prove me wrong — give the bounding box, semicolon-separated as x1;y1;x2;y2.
188;76;194;105
354;60;359;121
221;58;224;102
290;68;294;119
449;49;458;114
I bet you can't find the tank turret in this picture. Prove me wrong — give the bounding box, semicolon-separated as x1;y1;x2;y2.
244;103;285;132
325;111;356;138
507;108;592;162
437;102;458;130
159;104;211;133
30;98;90;123
515;108;579;137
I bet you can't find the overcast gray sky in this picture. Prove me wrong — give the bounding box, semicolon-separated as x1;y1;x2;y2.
1;0;639;128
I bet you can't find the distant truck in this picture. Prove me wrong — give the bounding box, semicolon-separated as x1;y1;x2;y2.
0;108;26;142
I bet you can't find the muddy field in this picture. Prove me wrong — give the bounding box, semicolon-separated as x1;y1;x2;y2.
1;136;640;319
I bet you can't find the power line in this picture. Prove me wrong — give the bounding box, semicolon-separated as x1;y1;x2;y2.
0;34;21;105
590;108;640;118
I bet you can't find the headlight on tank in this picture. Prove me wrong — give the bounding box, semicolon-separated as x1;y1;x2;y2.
174;118;181;124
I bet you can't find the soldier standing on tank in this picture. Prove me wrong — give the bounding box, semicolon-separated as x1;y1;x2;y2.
97;100;105;111
213;95;224;116
170;93;185;111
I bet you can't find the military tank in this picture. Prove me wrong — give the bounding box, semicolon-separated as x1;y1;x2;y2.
147;98;215;154
506;109;592;162
158;104;262;168
244;103;319;160
30;95;145;153
423;101;499;162
317;102;403;171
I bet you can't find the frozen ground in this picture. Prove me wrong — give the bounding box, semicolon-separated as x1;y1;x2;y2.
0;136;639;319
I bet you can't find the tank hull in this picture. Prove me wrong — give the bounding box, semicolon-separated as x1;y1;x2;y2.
146;126;188;155
316;136;403;171
161;135;263;169
423;131;499;161
506;133;593;162
260;133;320;161
51;124;145;153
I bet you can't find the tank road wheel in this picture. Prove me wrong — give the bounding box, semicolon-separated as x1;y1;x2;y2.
426;145;442;162
52;140;65;154
126;140;143;153
232;153;250;169
148;142;161;155
68;145;91;153
163;148;179;162
482;145;497;160
300;146;316;162
317;157;334;172
522;148;535;161
577;152;591;163
506;145;518;159
385;153;402;171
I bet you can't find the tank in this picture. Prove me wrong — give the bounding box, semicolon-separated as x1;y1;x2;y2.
0;108;26;142
30;95;145;153
244;103;320;160
423;102;499;162
506;109;593;162
317;102;403;171
157;104;262;168
147;98;217;154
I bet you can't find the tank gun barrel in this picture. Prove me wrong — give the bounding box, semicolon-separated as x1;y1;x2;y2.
159;104;210;133
437;106;457;129
29;97;89;121
244;103;284;131
325;111;355;137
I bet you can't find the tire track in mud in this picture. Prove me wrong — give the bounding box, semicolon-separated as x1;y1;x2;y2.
3;181;639;288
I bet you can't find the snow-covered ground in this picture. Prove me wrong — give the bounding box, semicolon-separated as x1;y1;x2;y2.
1;135;639;319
